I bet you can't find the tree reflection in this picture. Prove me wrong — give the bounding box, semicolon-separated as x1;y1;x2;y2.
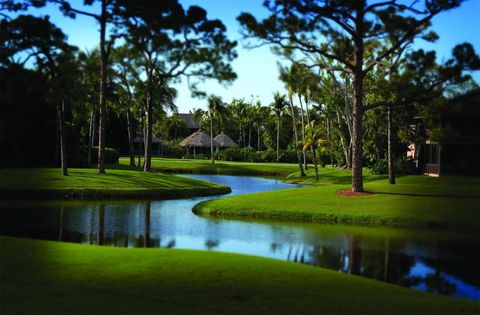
144;201;151;247
205;239;220;250
97;204;105;245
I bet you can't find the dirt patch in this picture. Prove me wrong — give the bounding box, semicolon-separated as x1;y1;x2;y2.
336;189;374;197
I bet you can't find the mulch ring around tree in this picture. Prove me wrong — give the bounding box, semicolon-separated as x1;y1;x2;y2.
336;189;375;197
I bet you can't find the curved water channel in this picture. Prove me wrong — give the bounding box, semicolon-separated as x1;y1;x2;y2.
1;174;479;300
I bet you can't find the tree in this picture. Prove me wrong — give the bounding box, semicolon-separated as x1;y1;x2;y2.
302;121;330;181
207;96;227;164
111;46;141;167
120;1;237;171
279;65;306;176
239;0;465;192
368;43;480;183
271;92;288;162
1;15;75;175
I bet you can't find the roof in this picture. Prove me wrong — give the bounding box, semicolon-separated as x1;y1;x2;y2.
178;113;201;129
179;130;218;147
214;131;238;148
132;133;163;144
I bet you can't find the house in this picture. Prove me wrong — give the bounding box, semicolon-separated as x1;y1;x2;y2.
409;89;480;176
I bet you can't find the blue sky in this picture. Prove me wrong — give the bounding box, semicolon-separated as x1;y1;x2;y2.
23;0;480;113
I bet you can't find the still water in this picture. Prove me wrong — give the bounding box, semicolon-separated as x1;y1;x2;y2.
1;175;479;300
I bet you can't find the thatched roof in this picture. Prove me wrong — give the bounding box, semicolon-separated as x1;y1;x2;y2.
214;131;238;148
133;132;163;144
179;130;218;147
179;113;201;129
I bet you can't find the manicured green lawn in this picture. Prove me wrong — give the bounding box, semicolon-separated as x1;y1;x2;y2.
119;156;306;176
1;236;478;315
0;168;230;199
194;172;480;231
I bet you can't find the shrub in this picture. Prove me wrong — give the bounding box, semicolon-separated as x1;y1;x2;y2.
91;146;119;164
161;144;185;158
371;159;388;175
371;157;419;175
394;157;419;175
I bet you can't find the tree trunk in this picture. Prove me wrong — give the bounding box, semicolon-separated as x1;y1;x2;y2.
298;95;307;170
351;26;365;192
126;108;135;167
387;105;396;184
248;126;252;147
257;126;261;150
87;109;95;166
276;117;280;162
289;94;305;176
97;0;107;174
144;97;152;172
210;117;215;164
57;99;68;176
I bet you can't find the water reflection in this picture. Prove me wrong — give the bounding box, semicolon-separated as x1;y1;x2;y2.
1;175;479;300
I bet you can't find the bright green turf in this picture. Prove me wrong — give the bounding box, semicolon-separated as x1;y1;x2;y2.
1;236;478;315
119;156;309;176
194;172;480;231
0;168;230;199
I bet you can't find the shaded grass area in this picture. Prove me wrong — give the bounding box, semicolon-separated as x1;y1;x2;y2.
0;168;230;199
1;236;478;315
194;174;480;231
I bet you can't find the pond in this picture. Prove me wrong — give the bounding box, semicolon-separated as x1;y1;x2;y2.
1;174;479;301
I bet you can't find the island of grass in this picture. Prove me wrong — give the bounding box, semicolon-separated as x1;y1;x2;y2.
1;236;478;315
0;168;230;199
193;171;480;231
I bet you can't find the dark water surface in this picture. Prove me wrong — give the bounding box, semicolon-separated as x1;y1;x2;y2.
1;174;479;300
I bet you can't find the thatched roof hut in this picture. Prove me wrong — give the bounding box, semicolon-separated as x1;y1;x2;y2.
214;131;238;148
179;130;218;148
132;132;163;144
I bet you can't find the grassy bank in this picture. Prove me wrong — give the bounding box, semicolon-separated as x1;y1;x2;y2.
0;168;230;199
194;173;480;231
1;236;478;315
119;157;303;177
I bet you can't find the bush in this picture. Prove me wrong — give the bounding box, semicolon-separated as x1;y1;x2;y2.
194;153;210;160
394;157;419;175
161;144;185;158
371;157;419;175
91;146;119;164
371;159;388;175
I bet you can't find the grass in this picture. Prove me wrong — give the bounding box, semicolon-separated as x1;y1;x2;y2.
0;168;230;199
119;157;304;177
1;236;478;315
193;170;480;231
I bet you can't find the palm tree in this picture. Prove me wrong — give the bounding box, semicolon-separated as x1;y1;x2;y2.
192;96;227;164
302;121;330;181
271;92;288;162
207;96;227;164
251;101;269;150
279;65;306;176
141;78;177;171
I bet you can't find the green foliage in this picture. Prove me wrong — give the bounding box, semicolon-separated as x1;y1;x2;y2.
161;144;185;158
371;159;388;175
371;157;419;175
92;147;119;164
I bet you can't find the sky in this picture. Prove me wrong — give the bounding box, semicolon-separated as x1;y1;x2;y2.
21;0;480;113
